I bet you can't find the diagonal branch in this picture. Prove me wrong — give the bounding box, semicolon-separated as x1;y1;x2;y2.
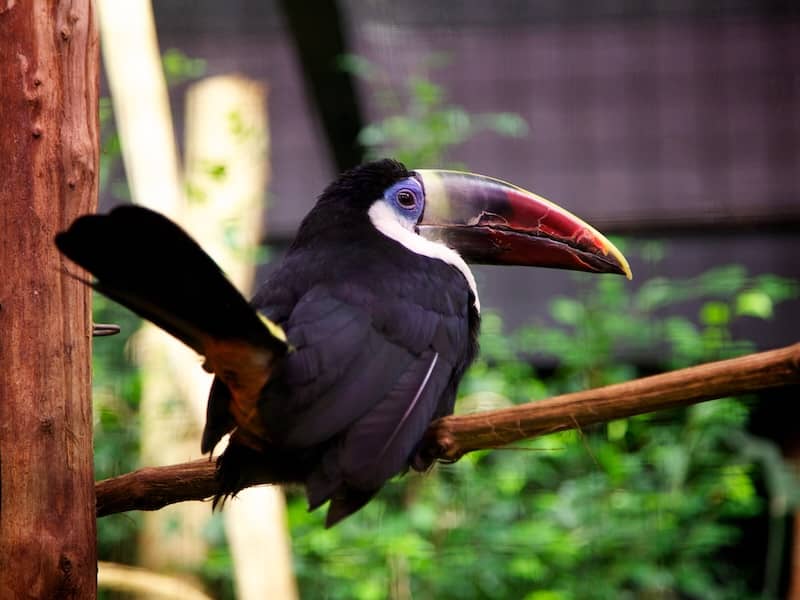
422;342;800;461
96;343;800;518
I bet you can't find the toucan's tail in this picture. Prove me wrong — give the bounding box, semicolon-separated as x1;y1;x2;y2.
56;205;285;357
56;205;288;451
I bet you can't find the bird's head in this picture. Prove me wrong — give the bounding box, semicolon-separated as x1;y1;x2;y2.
310;159;631;280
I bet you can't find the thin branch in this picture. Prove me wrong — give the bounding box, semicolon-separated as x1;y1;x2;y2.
96;343;800;518
423;342;800;461
97;459;218;517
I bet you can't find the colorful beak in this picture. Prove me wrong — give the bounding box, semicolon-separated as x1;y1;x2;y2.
414;170;632;279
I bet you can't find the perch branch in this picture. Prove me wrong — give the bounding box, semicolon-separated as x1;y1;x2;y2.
423;342;800;460
96;343;800;517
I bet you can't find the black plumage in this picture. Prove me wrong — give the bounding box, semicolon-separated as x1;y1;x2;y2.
209;160;480;525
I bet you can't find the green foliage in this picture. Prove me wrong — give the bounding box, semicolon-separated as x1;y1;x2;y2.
98;97;121;194
162;48;207;86
340;53;528;167
92;295;144;566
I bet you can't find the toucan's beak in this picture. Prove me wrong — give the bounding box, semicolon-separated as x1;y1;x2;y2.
414;170;632;279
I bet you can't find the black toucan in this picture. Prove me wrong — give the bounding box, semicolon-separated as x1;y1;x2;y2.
56;159;631;526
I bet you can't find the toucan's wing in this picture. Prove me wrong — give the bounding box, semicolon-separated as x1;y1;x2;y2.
321;345;458;527
263;280;463;444
55;206;289;429
263;286;417;446
260;276;470;525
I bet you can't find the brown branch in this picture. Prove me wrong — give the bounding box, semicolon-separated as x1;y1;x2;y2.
96;343;800;518
97;459;218;518
425;342;800;461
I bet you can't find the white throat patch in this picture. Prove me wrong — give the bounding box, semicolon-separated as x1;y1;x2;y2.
368;201;480;312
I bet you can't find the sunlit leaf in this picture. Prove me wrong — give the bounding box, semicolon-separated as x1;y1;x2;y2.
736;290;773;319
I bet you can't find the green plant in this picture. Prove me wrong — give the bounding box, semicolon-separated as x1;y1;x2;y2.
339;53;528;167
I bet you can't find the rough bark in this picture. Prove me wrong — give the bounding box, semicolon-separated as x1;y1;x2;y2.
96;343;800;517
0;1;99;598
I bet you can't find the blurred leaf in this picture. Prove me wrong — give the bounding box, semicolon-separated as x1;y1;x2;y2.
697;265;747;297
753;274;800;303
204;161;227;181
479;112;529;137
524;591;570;600
700;301;730;326
641;240;666;264
409;76;443;108
162;48;206;85
353;56;528;166
635;277;673;310
550;298;584;326
337;53;376;79
735;290;773;319
607;419;628;442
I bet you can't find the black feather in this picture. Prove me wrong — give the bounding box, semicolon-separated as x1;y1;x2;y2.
55;205;285;356
201;378;235;454
56;206;289;458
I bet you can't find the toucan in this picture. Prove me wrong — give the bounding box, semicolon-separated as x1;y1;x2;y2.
56;159;631;526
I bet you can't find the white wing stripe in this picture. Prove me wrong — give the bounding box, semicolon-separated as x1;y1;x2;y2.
377;352;439;461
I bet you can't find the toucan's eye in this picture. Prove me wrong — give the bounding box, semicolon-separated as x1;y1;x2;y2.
396;189;417;209
383;179;423;218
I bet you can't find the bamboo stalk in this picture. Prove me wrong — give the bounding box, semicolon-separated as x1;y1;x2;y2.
96;343;800;517
183;75;298;600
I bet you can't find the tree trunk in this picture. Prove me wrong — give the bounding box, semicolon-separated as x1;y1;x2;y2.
0;1;99;598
